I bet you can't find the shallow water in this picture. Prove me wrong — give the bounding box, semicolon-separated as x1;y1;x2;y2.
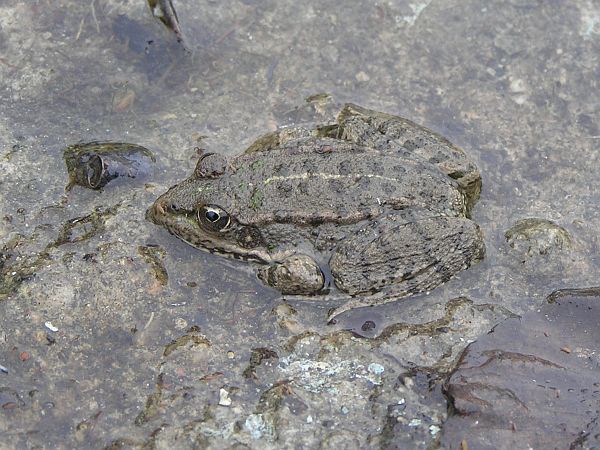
1;1;600;448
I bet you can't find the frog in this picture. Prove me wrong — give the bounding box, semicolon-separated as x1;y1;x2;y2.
146;103;485;320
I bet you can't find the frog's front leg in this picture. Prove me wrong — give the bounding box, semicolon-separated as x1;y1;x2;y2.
258;254;325;295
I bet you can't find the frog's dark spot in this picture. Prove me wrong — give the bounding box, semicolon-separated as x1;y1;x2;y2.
237;227;263;249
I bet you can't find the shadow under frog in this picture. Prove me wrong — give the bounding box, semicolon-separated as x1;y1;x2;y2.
146;103;485;321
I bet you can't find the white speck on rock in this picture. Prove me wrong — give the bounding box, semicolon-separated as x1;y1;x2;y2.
398;1;434;27
218;388;232;406
44;321;58;332
245;414;266;439
368;363;385;375
429;424;441;435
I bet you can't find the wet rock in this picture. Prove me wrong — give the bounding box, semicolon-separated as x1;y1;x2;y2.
134;373;165;426
318;431;361;449
378;369;447;449
111;14;187;81
271;303;302;334
163;331;211;357
441;287;600;449
64;142;155;191
505;218;572;263
219;388;232;406
0;236;49;301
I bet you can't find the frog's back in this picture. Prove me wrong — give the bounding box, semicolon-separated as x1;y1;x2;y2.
222;137;466;226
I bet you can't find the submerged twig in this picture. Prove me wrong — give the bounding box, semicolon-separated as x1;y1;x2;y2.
90;0;100;33
148;0;186;46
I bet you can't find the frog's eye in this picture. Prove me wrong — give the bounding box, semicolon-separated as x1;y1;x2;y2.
198;205;231;232
85;155;104;189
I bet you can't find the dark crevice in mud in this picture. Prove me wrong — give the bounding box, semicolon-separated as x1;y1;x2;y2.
243;347;279;379
371;297;519;343
162;332;211;357
378;367;447;449
0;205;121;301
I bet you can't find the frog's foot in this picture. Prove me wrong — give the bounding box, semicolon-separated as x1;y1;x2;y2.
258;254;324;295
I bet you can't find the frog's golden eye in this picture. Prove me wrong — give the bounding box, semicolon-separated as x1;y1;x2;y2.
198;205;231;232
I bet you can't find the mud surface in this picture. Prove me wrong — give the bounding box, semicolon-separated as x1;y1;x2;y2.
1;1;600;448
442;289;600;450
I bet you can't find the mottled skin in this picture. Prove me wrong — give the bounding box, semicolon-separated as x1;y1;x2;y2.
147;104;485;319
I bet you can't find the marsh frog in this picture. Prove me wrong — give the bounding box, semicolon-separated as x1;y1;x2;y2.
147;104;484;319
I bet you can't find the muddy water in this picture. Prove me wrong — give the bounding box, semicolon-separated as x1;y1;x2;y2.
1;1;600;448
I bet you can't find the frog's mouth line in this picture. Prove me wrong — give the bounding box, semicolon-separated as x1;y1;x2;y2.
147;203;287;263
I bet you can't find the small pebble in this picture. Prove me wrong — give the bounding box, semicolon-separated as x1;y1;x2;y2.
355;71;370;82
361;320;376;332
219;388;232;406
44;321;59;332
368;363;385;375
174;318;188;330
0;364;8;374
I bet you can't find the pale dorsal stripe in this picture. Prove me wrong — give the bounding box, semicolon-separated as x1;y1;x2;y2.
263;172;401;185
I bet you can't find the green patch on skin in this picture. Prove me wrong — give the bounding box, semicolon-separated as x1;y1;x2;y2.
250;188;264;210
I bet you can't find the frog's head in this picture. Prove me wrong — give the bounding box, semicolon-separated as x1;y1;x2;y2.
146;153;272;262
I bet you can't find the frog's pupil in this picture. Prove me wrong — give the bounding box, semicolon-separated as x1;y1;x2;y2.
206;210;219;222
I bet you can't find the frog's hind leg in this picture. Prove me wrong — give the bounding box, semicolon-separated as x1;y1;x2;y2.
327;216;485;322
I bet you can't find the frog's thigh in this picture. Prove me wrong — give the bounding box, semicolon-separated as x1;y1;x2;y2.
329;217;484;296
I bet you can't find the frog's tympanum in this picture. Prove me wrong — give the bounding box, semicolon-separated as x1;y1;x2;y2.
64;141;155;190
147;104;485;319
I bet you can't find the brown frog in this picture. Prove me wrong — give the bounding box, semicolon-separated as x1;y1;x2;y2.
146;104;485;319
